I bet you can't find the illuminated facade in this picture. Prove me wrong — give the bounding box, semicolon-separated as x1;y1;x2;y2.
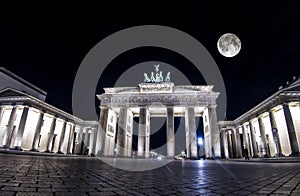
96;82;220;159
219;79;300;158
0;67;98;155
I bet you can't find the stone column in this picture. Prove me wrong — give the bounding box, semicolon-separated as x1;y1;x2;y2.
249;121;259;157
126;111;133;157
89;128;96;156
145;116;150;158
116;107;127;157
231;128;237;158
185;107;197;159
208;106;221;158
166;107;175;158
13;106;30;150
2;106;17;148
84;131;90;155
77;127;84;154
269;111;283;156
220;129;228;159
227;131;233;158
258;116;269;157
234;127;242;158
95;107;108;156
30;111;44;151
138;107;148;157
282;103;300;156
0;106;4;123
66;124;76;154
45;117;57;152
242;125;250;152
75;127;83;154
57;121;67;154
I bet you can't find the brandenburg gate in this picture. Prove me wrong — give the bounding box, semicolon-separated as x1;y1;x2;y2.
96;65;220;159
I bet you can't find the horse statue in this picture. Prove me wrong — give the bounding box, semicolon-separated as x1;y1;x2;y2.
164;72;171;82
144;73;151;83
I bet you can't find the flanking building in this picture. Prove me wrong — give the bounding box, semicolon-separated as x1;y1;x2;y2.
0;67;98;155
219;79;300;159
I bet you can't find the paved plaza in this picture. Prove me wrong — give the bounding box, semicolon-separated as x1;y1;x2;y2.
0;154;300;195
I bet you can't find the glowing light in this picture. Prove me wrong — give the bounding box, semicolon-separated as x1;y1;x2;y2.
198;137;203;145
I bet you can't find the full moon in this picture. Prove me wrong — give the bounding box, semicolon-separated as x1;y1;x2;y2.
217;33;241;57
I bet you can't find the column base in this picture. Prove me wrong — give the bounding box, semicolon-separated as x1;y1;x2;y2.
29;149;39;152
0;145;10;149
56;151;64;154
11;146;23;151
44;150;53;153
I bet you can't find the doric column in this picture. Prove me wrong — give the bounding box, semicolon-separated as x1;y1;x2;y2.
45;117;57;152
30;111;44;151
126;111;133;157
77;127;84;154
66;124;76;154
0;105;4;123
75;126;83;154
145;116;150;158
282;103;300;156
234;127;242;158
95;107;108;156
258;116;269;157
185;107;197;159
227;131;233;158
166;107;175;158
13;106;30;150
89;128;96;156
249;120;259;157
116;107;127;157
57;120;67;154
269;111;283;156
2;106;17;148
220;129;229;159
208;106;221;158
242;125;250;152
138;107;149;157
84;131;90;155
231;128;237;157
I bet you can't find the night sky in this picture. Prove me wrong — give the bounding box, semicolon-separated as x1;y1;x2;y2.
0;2;299;121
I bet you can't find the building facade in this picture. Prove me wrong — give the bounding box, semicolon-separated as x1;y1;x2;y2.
96;82;220;159
219;79;300;159
0;68;98;155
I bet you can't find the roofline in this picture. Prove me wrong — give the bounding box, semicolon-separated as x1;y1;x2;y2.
0;88;98;125
233;82;300;124
0;67;47;96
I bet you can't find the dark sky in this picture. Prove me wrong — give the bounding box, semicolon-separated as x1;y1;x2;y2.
0;2;299;120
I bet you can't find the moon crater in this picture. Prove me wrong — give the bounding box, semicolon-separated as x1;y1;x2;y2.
217;33;241;57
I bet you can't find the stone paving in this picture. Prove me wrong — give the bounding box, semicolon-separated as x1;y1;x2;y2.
0;154;300;195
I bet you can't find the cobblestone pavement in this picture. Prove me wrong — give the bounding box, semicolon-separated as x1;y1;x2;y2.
0;154;300;195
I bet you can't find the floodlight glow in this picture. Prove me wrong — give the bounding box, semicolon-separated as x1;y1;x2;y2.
198;137;203;145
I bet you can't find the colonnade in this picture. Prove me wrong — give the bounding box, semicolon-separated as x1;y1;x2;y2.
220;102;300;158
0;104;97;155
98;105;220;159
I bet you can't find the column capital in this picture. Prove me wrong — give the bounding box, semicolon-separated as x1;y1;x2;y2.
208;104;217;108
